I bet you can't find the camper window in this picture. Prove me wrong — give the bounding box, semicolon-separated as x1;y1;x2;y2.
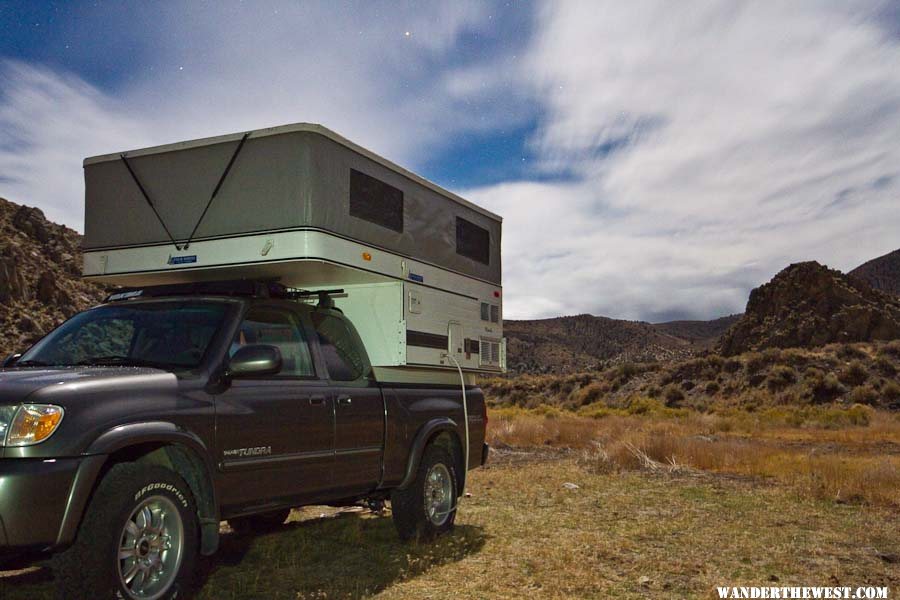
456;217;490;265
349;169;404;233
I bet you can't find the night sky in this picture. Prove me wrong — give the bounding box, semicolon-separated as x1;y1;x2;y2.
1;1;899;322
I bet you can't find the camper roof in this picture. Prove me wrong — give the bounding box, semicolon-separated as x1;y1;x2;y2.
83;122;501;222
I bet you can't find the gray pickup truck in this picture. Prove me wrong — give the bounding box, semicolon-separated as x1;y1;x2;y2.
0;280;488;600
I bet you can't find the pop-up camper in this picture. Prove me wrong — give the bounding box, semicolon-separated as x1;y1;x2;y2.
81;123;505;381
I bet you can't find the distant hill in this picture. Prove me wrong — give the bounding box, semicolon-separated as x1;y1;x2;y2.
719;261;900;356
653;314;742;348
849;248;900;296
0;197;106;355
504;313;739;374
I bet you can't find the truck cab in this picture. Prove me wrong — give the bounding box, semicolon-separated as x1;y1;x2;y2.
0;280;488;600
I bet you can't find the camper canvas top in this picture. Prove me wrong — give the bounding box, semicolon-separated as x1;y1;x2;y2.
82;122;502;286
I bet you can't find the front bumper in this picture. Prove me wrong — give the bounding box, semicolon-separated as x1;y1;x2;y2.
0;457;88;553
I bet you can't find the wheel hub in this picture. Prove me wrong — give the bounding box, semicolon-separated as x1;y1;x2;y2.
117;495;184;600
423;463;454;526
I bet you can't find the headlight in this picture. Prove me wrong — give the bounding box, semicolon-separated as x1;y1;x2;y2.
0;405;16;444
2;404;65;447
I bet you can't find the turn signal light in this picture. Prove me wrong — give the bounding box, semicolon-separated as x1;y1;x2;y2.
5;404;65;447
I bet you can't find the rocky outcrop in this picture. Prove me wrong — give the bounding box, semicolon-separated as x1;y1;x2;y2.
0;197;107;354
719;262;900;355
849;248;900;296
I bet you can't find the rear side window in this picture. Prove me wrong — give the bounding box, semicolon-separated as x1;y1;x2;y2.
456;217;490;265
233;307;315;377
349;169;404;232
312;312;369;382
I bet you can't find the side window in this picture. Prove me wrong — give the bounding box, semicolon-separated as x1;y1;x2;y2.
349;169;404;232
232;307;315;378
456;217;490;265
311;312;368;382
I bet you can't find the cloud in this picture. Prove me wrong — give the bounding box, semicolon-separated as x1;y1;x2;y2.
2;2;899;322
469;1;900;320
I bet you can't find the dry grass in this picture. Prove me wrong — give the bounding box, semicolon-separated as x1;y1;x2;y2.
488;406;900;508
3;456;899;599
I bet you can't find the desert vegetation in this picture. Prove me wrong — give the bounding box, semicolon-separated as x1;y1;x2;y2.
483;341;900;412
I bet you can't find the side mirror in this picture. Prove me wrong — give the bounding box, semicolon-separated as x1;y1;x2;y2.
2;353;22;368
228;345;282;378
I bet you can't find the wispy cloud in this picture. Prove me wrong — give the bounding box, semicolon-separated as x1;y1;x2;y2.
469;1;900;320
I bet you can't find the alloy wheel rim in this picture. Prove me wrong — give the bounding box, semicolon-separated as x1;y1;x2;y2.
116;495;185;600
424;463;454;526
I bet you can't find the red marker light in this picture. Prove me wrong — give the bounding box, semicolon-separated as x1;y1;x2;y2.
493;291;500;298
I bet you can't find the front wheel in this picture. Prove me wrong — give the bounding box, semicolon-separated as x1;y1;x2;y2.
390;444;459;541
54;463;199;600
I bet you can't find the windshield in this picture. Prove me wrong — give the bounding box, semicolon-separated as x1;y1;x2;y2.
18;301;230;370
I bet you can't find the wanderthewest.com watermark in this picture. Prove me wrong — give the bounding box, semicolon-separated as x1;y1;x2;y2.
716;587;889;599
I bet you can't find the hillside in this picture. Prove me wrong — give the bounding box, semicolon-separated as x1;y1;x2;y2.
483;341;900;412
849;248;900;296
0;197;106;355
504;313;738;374
719;261;900;356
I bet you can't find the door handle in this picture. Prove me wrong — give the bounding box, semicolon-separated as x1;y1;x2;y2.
309;396;326;406
337;396;353;406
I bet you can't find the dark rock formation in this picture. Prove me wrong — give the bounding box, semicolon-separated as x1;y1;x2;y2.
719;262;900;355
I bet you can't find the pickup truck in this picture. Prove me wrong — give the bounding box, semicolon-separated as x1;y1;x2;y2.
0;280;488;600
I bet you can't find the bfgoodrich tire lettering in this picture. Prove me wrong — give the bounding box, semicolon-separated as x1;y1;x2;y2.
54;463;199;600
390;444;458;541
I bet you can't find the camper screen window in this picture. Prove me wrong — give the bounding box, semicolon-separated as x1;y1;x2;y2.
349;169;403;232
456;217;490;265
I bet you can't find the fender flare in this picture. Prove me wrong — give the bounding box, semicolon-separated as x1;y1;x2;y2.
397;417;462;491
57;422;220;554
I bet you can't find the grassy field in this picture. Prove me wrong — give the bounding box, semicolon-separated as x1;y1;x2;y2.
2;448;899;597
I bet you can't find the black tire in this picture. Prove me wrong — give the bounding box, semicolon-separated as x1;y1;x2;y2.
226;508;291;536
54;463;199;600
390;444;459;541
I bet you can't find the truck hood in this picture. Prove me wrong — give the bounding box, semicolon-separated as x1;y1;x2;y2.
0;367;178;406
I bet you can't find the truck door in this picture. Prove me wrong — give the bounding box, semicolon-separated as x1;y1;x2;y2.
215;304;334;511
311;310;384;495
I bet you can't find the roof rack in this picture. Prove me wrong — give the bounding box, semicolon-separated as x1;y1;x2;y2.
103;280;346;305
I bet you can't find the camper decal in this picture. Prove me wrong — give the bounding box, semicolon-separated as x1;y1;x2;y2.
168;255;198;265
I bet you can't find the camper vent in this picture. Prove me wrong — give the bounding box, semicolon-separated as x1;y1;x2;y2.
480;338;501;367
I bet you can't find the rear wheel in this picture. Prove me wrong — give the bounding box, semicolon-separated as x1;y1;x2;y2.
54;463;199;600
390;444;458;541
227;509;291;535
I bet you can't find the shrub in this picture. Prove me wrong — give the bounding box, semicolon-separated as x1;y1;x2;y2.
723;358;742;373
779;348;809;366
571;382;606;407
745;352;767;374
766;365;797;391
877;340;900;359
704;381;721;395
847;385;879;406
663;385;685;407
882;381;900;403
805;372;845;404
874;356;897;377
838;361;869;387
837;344;868;361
